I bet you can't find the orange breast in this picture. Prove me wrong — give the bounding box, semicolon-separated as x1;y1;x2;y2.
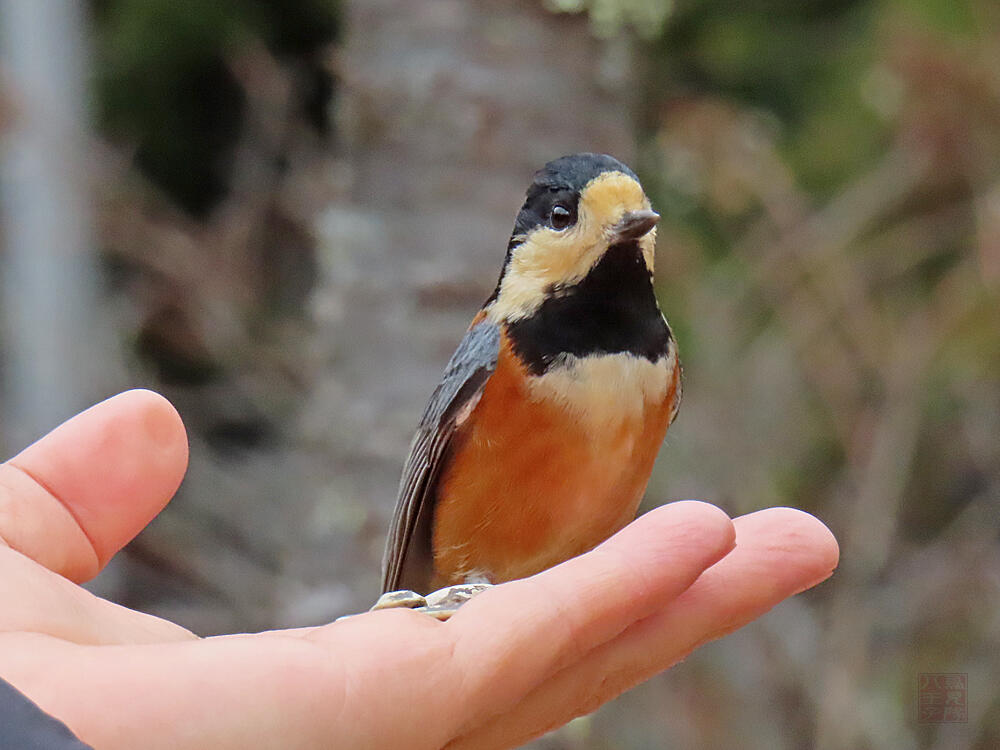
431;332;680;588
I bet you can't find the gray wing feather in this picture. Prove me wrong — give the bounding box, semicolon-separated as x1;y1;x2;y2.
380;320;501;594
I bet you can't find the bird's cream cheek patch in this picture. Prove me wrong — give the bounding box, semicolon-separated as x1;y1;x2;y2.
488;171;655;322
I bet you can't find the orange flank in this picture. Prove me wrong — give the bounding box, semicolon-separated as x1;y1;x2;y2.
431;331;679;589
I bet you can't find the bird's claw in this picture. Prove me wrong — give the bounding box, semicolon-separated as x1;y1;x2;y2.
369;582;493;621
370;589;427;611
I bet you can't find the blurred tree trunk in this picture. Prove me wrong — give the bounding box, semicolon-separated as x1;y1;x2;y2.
295;0;638;610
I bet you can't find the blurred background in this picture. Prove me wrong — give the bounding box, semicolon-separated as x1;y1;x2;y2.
0;0;997;747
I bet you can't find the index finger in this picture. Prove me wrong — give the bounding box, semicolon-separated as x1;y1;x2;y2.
446;501;736;731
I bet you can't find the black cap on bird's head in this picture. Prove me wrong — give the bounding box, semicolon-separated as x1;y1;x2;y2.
487;153;659;323
533;153;640;191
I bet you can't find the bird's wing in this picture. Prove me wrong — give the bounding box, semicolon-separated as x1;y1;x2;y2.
381;320;501;594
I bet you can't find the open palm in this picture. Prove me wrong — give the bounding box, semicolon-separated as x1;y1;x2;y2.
0;391;838;749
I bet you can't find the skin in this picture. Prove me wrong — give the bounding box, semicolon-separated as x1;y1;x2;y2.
0;390;839;749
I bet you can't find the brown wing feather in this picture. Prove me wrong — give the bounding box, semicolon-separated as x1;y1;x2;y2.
380;320;500;594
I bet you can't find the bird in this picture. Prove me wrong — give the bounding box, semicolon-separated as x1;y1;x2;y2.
378;153;681;613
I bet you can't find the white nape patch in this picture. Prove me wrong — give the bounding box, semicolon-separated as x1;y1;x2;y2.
526;348;676;433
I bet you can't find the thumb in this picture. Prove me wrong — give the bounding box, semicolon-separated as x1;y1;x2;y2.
1;389;188;582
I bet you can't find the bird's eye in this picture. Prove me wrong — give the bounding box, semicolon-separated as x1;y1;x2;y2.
549;204;573;230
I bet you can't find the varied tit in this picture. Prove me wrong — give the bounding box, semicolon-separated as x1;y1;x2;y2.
379;153;681;608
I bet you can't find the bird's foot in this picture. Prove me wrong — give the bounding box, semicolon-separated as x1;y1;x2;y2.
419;582;492;620
370;582;493;621
370;589;427;611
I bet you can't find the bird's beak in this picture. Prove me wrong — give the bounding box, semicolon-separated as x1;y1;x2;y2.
610;209;660;243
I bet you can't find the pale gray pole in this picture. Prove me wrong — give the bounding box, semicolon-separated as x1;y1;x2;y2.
0;0;99;453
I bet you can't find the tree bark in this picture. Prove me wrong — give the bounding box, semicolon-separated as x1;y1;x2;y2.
298;0;638;612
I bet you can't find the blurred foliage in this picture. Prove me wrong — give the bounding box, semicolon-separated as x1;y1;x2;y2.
614;0;999;748
545;0;675;38
91;0;339;216
635;0;998;520
644;0;884;193
88;0;340;459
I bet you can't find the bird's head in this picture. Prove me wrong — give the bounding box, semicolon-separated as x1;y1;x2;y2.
486;153;658;323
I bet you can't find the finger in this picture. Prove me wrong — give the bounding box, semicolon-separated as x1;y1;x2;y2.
0;544;197;644
301;501;735;749
449;508;839;749
0;390;188;582
446;501;736;735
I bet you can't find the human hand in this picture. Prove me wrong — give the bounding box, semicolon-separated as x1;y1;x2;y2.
0;390;838;749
